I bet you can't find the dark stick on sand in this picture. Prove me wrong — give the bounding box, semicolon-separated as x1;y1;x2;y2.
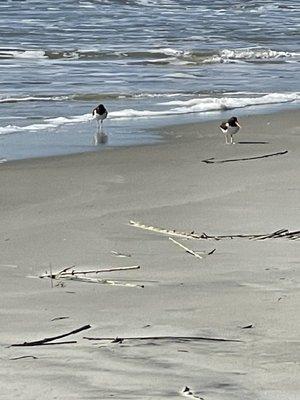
10;324;91;347
201;228;300;241
10;355;38;360
202;150;288;164
83;335;242;343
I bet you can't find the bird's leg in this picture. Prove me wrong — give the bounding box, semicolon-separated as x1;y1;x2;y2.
225;134;230;144
230;134;235;144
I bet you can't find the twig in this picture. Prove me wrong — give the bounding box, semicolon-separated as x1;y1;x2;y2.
169;238;203;259
10;324;91;347
9;356;38;360
49;263;53;288
51;316;69;321
83;335;241;343
111;250;131;258
202;150;288;164
62;275;144;288
40;265;140;279
25;341;77;346
129;220;201;239
129;221;300;241
241;324;253;329
59;266;140;276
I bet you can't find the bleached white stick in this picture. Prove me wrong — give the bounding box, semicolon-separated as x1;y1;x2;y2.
129;220;201;239
59;265;140;276
40;265;140;279
169;237;203;259
63;275;144;288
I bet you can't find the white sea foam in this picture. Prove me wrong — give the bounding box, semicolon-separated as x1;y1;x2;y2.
0;95;68;103
149;48;191;57
0;93;299;136
158;93;300;110
203;48;300;64
0;113;93;135
0;50;47;59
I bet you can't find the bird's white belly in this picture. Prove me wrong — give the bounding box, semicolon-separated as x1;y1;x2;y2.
94;111;107;121
227;126;239;135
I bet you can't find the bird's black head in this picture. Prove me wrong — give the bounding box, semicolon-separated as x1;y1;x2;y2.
228;116;238;126
97;104;107;113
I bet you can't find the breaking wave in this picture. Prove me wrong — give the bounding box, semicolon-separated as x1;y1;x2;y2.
0;92;189;104
1;47;298;65
0;95;68;104
203;48;300;64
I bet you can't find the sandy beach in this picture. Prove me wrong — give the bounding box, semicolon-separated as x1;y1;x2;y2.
0;109;299;399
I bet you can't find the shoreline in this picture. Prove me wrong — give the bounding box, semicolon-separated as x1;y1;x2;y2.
0;103;299;163
1;107;299;399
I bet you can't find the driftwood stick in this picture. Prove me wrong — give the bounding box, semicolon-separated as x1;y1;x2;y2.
169;237;203;259
10;355;38;360
83;335;241;343
255;229;289;240
49;263;53;288
51;316;69;321
24;341;78;346
60;266;140;275
11;324;91;347
40;265;140;279
10;341;78;346
111;250;131;258
129;221;299;241
58;265;76;274
129;220;201;239
202;150;288;164
62;275;144;288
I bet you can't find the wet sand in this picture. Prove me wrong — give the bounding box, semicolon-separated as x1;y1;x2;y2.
0;110;299;399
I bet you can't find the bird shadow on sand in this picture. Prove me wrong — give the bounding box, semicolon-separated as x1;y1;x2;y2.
93;130;108;145
238;141;269;145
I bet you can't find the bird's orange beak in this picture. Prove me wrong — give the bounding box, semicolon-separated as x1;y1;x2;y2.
236;121;241;128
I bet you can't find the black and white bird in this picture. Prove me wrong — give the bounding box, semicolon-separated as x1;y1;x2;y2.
92;104;108;132
219;116;241;144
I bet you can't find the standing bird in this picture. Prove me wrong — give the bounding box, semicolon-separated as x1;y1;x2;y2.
92;104;108;132
219;116;241;144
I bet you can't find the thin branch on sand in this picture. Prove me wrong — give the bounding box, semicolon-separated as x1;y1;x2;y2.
202;150;288;164
129;221;300;241
129;220;202;239
61;275;144;288
169;237;203;259
9;356;38;360
39;265;143;287
83;335;241;343
51;316;70;321
201;229;300;241
11;324;91;347
40;265;140;279
49;263;54;288
111;250;131;258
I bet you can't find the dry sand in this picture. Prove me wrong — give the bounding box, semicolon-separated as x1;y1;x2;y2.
0;110;299;399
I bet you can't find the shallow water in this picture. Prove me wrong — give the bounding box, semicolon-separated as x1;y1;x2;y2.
0;0;299;160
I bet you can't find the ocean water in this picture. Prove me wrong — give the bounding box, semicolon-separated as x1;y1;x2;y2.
0;0;299;160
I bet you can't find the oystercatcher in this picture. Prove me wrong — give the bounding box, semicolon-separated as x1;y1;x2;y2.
219;116;241;144
92;104;108;132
